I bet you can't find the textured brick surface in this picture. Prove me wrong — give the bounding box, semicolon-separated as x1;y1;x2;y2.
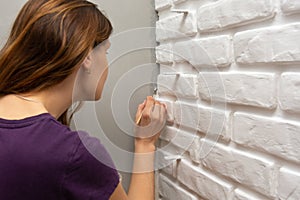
197;0;275;32
157;74;198;98
278;167;300;199
174;102;228;138
234;23;300;64
177;160;233;199
173;35;232;68
156;13;197;42
155;0;300;199
155;0;171;11
281;0;300;14
198;72;277;109
233;188;269;200
200;139;275;196
279;73;300;113
159;175;198;200
233;112;300;163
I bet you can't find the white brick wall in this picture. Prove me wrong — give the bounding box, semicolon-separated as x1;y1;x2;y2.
198;72;277;109
197;0;275;32
232;112;300;163
159;174;198;200
173;36;233;68
278;167;300;199
234;23;300;64
281;0;300;15
178;160;233;199
155;0;300;199
279;73;300;113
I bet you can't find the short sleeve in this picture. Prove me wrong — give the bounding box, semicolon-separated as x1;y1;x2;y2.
62;131;120;200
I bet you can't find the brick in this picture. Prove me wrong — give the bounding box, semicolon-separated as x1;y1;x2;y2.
155;0;171;11
156;44;173;64
233;188;269;200
232;112;300;163
160;126;197;153
177;159;233;199
200;139;275;196
281;0;300;15
197;0;275;32
173;35;233;68
174;102;199;131
160;126;201;163
159;64;182;75
156;13;197;42
159;175;198;200
157;74;198;98
279;73;300;113
172;0;187;5
174;102;228;138
278;167;300;199
156;149;175;176
234;23;300;64
198;72;277;109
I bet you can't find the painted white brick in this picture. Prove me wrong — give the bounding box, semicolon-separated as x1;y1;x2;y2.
278;167;300;199
174;102;228;138
156;149;175;176
159;175;198;200
198;72;277;109
197;0;275;32
155;0;300;197
157;74;198;98
172;0;187;5
279;73;300;113
156;13;197;42
160;126;201;163
173;35;232;68
233;188;269;200
155;0;171;11
156;44;173;64
174;102;199;131
234;23;300;64
160;126;197;154
177;159;233;199
232;113;300;163
200;139;275;196
281;0;300;15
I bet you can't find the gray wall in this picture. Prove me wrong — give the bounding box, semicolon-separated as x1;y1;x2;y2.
0;0;27;47
0;0;157;192
76;0;158;191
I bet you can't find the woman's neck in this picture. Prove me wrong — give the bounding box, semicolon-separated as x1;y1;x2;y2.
0;68;79;120
0;88;73;120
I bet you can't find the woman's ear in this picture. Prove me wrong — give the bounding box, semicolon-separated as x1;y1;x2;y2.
82;53;93;74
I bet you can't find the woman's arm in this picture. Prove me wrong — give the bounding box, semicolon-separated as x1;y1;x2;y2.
110;96;166;200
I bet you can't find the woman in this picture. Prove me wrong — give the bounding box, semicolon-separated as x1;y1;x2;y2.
0;0;166;199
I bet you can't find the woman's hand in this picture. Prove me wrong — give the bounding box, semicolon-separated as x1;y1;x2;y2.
134;96;167;152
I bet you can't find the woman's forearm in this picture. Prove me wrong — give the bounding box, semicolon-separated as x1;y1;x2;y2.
127;143;156;200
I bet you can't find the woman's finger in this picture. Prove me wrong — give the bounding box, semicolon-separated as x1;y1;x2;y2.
140;96;155;123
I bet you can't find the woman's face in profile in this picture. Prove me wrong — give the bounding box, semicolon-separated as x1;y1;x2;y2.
74;39;111;101
92;40;111;100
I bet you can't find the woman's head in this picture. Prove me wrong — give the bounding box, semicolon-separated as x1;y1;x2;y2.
0;0;112;96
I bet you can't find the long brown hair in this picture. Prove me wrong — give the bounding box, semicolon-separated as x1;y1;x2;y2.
0;0;112;125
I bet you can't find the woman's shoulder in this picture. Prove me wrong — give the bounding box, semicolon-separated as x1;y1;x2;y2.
59;124;120;199
38;113;120;198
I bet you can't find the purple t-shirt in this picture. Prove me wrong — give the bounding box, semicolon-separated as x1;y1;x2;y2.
0;113;119;200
